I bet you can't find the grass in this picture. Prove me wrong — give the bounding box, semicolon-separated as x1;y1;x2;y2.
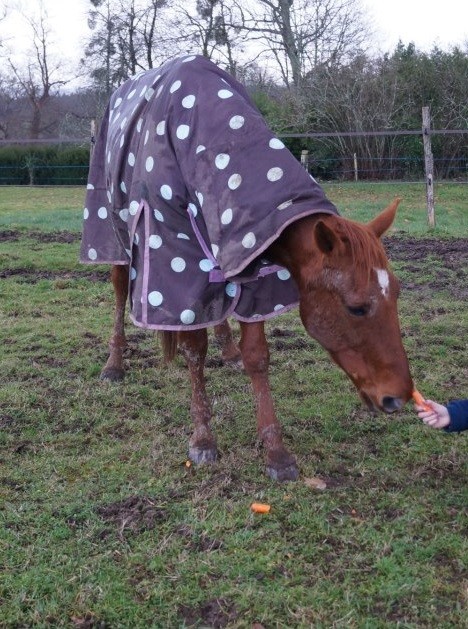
0;184;467;627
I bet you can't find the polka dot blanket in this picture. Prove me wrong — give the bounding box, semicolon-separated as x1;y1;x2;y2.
80;55;338;330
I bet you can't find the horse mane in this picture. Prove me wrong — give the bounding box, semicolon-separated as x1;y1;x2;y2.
336;217;389;280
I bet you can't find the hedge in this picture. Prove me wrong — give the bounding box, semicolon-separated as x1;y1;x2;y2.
0;145;90;185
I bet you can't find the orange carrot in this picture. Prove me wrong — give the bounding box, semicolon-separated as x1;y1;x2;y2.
412;389;431;412
251;502;271;514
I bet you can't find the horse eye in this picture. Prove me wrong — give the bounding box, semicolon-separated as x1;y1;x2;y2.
347;305;368;317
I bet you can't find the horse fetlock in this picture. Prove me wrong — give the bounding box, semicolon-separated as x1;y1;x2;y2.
189;444;218;465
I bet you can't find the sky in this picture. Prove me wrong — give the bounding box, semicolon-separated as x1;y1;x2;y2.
1;0;467;67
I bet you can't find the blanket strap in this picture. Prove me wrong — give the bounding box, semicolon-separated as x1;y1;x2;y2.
187;205;226;283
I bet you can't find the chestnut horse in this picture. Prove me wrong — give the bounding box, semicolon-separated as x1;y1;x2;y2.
101;198;413;481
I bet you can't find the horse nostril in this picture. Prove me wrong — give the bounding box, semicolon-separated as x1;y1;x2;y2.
382;396;403;413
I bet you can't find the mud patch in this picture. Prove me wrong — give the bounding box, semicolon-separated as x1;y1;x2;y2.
179;597;238;628
96;495;167;538
0;229;80;244
1;268;110;283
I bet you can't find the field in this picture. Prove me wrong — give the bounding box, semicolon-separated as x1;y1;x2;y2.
1;183;467;627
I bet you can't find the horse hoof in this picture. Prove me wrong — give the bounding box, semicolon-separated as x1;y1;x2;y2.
266;463;299;482
100;367;125;382
189;446;218;465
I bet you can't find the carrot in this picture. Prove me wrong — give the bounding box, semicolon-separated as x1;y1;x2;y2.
412;389;431;412
251;502;271;514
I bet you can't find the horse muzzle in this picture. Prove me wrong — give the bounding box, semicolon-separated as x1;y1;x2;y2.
360;392;405;414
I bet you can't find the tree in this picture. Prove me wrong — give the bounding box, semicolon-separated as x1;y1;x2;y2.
233;0;371;88
5;3;69;139
83;0;173;98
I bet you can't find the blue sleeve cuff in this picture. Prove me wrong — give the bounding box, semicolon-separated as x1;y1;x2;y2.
444;399;468;433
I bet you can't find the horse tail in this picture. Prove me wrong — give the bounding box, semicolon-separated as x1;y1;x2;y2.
159;331;178;363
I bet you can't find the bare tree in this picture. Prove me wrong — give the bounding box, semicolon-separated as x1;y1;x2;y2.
6;4;69;138
233;0;371;88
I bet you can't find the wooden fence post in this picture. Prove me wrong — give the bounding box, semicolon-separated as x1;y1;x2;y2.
90;119;97;164
422;106;435;227
353;153;358;181
301;149;309;171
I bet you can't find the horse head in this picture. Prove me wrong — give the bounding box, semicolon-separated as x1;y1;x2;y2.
272;199;413;414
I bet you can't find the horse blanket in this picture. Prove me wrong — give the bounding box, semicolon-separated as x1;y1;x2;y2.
80;55;338;330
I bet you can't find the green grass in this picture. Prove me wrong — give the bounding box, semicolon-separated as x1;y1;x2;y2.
0;185;467;627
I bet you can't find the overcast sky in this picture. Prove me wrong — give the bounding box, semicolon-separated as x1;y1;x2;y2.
2;0;467;64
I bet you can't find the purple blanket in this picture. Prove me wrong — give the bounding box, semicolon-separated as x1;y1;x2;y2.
81;55;338;330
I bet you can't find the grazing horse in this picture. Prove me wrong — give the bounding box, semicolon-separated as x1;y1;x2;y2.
81;55;413;480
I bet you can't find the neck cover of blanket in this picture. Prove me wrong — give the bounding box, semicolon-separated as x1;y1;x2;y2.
80;55;339;330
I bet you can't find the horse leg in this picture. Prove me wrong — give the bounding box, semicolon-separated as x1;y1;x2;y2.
239;321;299;481
100;264;128;382
213;319;242;366
179;329;217;464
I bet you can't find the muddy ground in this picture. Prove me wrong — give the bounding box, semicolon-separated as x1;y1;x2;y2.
1;230;467;299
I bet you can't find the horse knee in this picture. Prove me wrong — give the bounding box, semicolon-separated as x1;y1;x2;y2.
240;344;269;377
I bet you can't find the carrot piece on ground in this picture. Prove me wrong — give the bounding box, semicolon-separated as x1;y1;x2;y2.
412;389;431;411
251;502;271;514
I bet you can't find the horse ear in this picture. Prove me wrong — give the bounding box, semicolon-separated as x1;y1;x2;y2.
368;198;401;238
314;219;338;254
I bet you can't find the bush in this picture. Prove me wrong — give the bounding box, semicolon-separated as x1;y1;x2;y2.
0;145;90;185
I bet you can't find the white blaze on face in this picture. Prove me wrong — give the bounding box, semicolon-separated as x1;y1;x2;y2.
376;268;390;298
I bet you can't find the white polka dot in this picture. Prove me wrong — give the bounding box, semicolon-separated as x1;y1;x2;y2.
107;151;111;164
128;152;135;166
277;200;292;210
161;185;172;200
119;209;129;222
274;304;284;311
180;309;196;324
170;80;181;93
177;233;190;240
211;244;219;258
144;130;149;145
277;269;291;280
196;191;204;207
229;115;245;130
107;190;112;203
199;259;214;272
225;283;237;297
215;153;230;170
86;183;94;190
120;117;127;130
188;203;198;217
83;208;89;219
156;121;166;135
129;200;140;215
127;89;136;100
137;118;143;132
182;95;196;108
134;233;139;245
120;134;125;148
98;206;107;219
114;97;122;108
149;234;162;249
267;167;283;182
146;156;154;172
171;257;186;272
269;138;285;149
242;232;256;249
120;181;127;194
228;174;242;190
221;208;233;225
156;84;164;98
148;291;163;307
182;55;196;63
196;145;206;154
88;248;97;261
145;87;154;100
130;267;137;280
154;209;164;222
176;125;190;139
218;89;233;99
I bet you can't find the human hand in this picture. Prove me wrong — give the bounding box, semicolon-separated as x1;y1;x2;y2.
415;399;451;429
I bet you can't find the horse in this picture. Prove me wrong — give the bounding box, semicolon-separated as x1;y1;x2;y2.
80;55;413;481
